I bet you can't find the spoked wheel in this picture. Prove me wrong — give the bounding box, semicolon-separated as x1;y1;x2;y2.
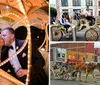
51;25;62;41
71;71;77;80
63;72;69;80
85;29;99;41
50;69;54;79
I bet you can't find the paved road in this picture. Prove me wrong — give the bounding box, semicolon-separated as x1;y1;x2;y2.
60;27;100;41
50;69;100;85
51;79;100;85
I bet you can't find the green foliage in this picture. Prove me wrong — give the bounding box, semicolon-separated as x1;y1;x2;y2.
50;7;57;17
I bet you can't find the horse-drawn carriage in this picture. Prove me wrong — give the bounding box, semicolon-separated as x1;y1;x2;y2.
51;15;100;41
50;62;78;80
50;62;100;82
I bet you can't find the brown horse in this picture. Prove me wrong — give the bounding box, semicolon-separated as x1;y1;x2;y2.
73;62;100;82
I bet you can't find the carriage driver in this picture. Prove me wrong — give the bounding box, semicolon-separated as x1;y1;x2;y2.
85;6;95;25
65;59;70;70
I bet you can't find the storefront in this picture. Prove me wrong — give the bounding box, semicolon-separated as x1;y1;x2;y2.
66;51;94;62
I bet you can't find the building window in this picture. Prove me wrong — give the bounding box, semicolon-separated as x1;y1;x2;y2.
73;9;81;13
61;0;68;6
73;0;81;6
86;0;93;6
62;9;69;16
62;9;68;14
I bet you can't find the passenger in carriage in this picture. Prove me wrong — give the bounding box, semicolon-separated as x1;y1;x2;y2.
53;19;61;25
53;63;58;69
65;15;71;26
85;6;91;17
65;59;70;70
0;27;48;85
50;17;55;24
60;15;70;32
53;62;60;69
85;6;95;25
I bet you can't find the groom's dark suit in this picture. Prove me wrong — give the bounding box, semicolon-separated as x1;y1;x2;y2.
1;39;48;85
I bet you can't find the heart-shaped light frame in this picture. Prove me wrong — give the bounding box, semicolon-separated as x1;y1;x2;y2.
0;0;48;85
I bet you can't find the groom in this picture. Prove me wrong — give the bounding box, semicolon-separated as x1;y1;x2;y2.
0;27;48;85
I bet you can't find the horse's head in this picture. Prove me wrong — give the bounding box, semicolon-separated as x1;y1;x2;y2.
86;62;97;70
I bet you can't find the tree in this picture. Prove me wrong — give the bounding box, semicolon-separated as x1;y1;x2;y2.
50;7;57;17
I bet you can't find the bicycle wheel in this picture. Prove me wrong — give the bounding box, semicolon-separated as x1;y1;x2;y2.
63;72;69;80
85;29;99;41
51;25;62;41
71;71;77;80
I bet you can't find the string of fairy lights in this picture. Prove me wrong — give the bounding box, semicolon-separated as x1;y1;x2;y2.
0;0;31;85
0;69;25;85
0;0;48;85
0;12;28;85
16;0;31;85
0;11;27;25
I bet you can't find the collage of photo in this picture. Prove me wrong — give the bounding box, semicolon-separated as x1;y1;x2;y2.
0;0;100;85
50;0;100;85
0;0;49;85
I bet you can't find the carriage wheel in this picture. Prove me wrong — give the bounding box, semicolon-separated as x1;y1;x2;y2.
50;69;54;79
63;72;69;80
85;29;99;41
71;71;77;80
51;25;62;41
